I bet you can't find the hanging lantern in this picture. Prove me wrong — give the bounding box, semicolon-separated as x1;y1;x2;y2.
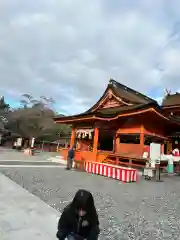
175;140;178;144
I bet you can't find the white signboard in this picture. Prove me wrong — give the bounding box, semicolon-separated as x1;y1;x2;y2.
150;143;161;168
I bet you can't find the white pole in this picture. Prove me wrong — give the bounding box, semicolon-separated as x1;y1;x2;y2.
57;140;60;149
57;132;60;151
31;137;35;148
41;140;44;152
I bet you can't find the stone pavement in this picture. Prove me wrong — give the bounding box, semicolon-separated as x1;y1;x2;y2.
0;173;59;240
0;147;57;161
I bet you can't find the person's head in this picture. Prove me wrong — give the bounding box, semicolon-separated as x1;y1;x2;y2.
71;189;95;217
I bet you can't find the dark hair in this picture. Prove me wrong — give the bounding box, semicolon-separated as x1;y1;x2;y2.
70;189;99;225
72;190;94;209
71;190;97;217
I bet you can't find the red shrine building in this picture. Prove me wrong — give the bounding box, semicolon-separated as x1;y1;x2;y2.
162;92;180;153
54;79;180;167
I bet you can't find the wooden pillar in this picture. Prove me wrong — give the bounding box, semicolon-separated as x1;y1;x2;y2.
113;135;116;152
140;125;144;154
115;134;120;165
161;144;164;154
77;140;80;150
115;135;120;153
93;127;99;152
167;140;172;154
70;128;76;148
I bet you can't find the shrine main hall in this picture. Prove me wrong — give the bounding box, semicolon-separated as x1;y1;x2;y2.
54;79;180;167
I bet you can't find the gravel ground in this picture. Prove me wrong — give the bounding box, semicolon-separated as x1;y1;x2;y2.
1;167;180;240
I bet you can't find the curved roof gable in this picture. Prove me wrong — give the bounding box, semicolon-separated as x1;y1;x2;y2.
162;93;180;107
86;79;157;113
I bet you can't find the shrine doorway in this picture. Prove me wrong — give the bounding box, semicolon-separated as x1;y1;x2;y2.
98;129;114;151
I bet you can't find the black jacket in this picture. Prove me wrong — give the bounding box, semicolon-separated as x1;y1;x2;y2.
56;190;100;240
68;149;75;159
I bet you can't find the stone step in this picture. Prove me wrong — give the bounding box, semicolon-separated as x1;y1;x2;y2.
48;157;65;164
47;156;76;167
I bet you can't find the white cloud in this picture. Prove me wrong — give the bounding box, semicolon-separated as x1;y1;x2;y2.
0;0;180;114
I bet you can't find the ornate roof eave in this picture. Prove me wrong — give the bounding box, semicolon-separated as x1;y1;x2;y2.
54;107;178;125
54;79;159;124
89;86;133;113
84;79;120;113
162;105;180;109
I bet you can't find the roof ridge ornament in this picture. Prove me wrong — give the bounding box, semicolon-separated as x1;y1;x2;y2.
165;88;171;96
109;78;115;84
109;79;112;84
109;78;117;88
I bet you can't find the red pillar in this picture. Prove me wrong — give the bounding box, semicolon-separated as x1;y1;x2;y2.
115;135;120;153
93;128;99;153
70;128;76;148
140;125;144;155
161;144;164;154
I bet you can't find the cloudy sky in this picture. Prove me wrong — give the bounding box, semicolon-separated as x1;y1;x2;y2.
0;0;180;114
